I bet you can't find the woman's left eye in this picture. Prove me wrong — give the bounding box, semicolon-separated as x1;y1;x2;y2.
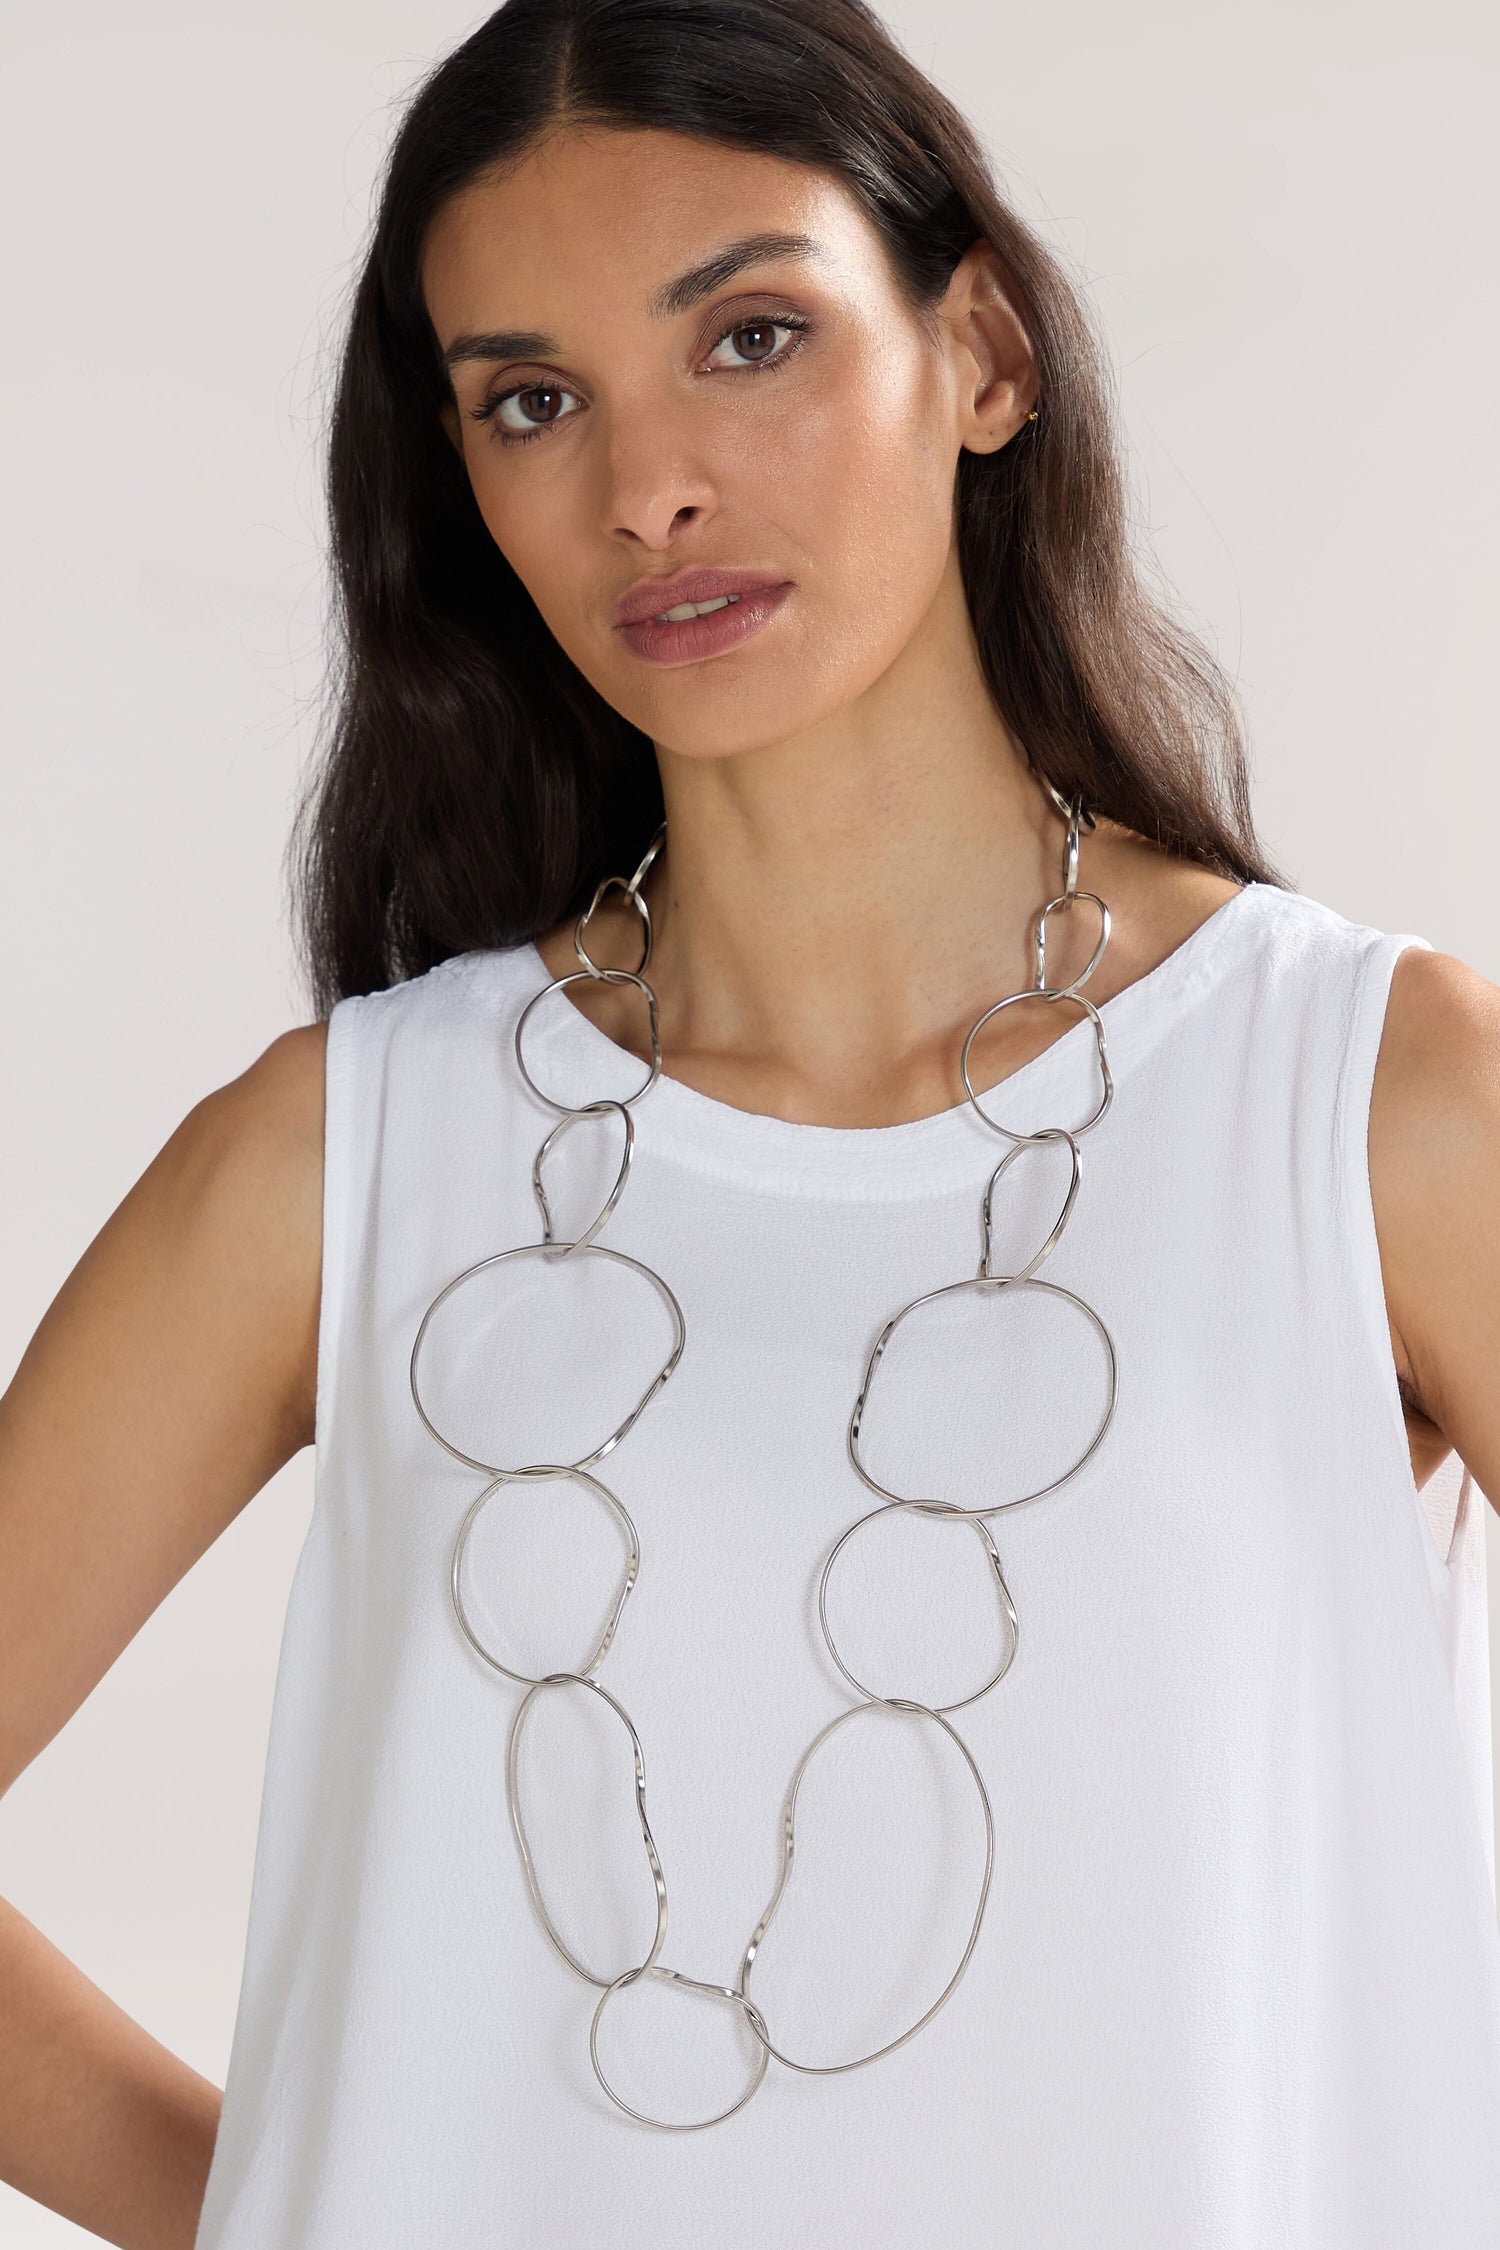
703;314;810;374
470;312;811;448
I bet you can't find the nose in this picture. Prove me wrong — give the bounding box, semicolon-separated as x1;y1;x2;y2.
608;483;711;548
601;411;718;549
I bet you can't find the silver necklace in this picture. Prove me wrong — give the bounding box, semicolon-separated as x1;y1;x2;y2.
409;777;1118;2129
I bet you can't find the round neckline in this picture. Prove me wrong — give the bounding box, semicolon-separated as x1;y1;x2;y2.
513;881;1271;1195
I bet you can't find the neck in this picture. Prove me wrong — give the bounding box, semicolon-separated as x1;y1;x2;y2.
645;727;1061;1055
630;556;1091;1103
542;553;1193;1127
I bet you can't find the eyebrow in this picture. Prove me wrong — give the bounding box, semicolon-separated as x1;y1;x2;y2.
440;230;821;372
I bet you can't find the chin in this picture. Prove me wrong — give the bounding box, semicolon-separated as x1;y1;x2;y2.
609;641;902;759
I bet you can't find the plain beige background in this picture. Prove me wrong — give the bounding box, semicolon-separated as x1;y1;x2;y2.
2;2;1496;2240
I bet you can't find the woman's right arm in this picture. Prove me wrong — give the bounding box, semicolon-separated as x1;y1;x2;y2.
0;1018;328;2250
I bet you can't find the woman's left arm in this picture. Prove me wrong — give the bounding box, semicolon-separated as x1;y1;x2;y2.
1369;946;1500;1510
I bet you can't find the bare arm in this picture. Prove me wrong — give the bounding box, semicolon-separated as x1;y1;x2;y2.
0;1020;327;2250
1370;946;1500;1511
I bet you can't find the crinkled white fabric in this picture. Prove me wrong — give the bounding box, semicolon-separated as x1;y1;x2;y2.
194;881;1500;2249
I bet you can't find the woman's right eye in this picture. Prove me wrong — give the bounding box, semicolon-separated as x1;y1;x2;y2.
470;380;583;446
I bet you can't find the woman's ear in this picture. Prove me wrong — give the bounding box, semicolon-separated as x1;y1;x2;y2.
939;239;1040;456
438;397;463;457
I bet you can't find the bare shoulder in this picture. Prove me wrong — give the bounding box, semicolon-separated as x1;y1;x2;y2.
0;1019;331;1799
2;1015;333;1473
1367;945;1500;1499
187;1018;329;1185
1370;947;1500;1170
173;1019;330;1436
1378;943;1500;1052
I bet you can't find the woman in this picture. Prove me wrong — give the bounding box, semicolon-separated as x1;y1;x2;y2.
3;0;1498;2243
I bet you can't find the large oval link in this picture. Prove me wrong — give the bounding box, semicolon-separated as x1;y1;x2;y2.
506;1672;669;1991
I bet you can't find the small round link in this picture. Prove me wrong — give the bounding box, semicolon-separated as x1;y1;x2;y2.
1039;775;1095;836
589;1964;771;2130
846;1272;1118;1517
409;1240;686;1476
979;1127;1081;1281
515;968;661;1115
411;774;1119;2126
574;876;651;979
959;986;1113;1145
817;1498;1018;1711
450;1465;641;1686
533;1098;635;1256
1033;891;1112;996
572;821;667;978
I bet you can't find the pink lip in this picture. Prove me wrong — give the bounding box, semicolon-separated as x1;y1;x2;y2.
611;566;792;627
614;577;792;666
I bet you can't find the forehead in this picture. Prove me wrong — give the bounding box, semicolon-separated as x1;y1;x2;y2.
421;127;879;334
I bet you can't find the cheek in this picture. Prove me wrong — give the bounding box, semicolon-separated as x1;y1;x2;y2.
769;344;958;664
470;472;598;660
469;471;555;595
803;417;951;592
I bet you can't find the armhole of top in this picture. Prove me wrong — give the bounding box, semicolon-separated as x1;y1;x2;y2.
1333;926;1457;1568
311;992;364;1500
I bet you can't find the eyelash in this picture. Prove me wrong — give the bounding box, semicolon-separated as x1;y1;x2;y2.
467;311;812;447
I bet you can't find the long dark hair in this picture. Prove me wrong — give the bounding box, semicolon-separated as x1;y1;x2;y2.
288;0;1290;1016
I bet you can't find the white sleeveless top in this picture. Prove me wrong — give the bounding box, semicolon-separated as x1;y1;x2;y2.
194;879;1500;2249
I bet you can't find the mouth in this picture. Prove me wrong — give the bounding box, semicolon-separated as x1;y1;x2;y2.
613;580;793;667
